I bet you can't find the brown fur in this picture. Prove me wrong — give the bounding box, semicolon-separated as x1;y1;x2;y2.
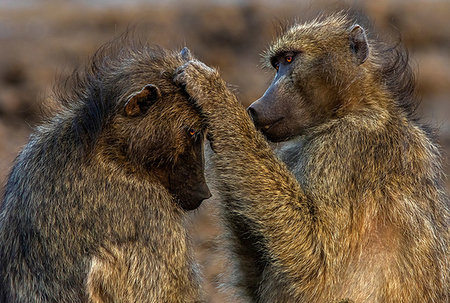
0;41;208;302
174;14;449;303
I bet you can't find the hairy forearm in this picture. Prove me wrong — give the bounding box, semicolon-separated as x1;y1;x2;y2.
207;83;314;237
196;74;302;203
207;86;323;290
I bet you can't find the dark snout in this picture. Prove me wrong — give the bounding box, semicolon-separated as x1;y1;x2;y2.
248;70;302;142
182;181;211;211
247;98;268;129
194;181;212;202
247;85;293;142
247;101;261;127
247;93;283;132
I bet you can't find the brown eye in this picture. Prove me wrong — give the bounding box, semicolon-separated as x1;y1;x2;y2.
275;63;279;71
188;129;196;136
285;56;293;63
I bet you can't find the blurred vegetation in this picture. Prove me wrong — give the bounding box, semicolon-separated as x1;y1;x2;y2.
0;1;449;302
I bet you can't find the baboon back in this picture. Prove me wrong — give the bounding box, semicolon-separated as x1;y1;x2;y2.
0;42;208;302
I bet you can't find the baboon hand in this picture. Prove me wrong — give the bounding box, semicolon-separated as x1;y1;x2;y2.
173;60;227;112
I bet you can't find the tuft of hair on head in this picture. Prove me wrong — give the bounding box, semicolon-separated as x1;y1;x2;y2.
45;32;174;154
261;12;355;69
260;11;419;120
376;41;418;119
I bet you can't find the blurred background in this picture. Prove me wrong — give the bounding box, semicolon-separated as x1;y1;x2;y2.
0;0;448;301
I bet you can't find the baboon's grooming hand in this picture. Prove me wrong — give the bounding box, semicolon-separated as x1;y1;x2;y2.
174;59;262;158
174;60;236;117
174;59;218;88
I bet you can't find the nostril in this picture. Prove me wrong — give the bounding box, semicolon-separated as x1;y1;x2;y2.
247;106;258;122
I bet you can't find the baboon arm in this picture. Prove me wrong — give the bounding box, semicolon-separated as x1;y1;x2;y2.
175;60;321;285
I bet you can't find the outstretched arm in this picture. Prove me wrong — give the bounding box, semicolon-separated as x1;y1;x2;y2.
174;60;322;295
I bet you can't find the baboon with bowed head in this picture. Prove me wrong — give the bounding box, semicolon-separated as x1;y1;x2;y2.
0;42;210;302
174;14;449;303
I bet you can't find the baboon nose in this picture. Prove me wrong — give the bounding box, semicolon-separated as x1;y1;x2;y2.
247;106;258;123
248;105;266;131
196;183;212;201
201;186;212;200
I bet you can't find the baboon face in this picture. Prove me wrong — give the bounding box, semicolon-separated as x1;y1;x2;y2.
166;127;211;211
248;21;369;142
120;73;211;211
247;50;313;142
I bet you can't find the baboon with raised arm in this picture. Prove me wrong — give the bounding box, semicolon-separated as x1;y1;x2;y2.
0;42;210;302
174;13;449;303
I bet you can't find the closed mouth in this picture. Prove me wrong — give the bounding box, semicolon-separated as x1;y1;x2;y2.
261;117;283;133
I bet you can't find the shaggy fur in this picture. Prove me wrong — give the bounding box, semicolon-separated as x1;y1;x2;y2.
175;13;449;303
0;40;206;302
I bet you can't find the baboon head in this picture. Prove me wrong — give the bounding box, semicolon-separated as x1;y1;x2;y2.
106;47;210;210
248;14;370;142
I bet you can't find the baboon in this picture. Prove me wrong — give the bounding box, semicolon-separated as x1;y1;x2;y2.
174;14;449;303
0;42;210;302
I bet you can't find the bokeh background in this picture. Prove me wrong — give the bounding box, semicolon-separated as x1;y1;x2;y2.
0;0;449;301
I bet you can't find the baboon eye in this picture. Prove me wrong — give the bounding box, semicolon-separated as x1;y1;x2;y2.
285;56;293;63
188;129;196;137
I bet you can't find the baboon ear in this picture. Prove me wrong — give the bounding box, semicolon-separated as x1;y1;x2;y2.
124;84;161;117
349;24;369;65
180;47;193;61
